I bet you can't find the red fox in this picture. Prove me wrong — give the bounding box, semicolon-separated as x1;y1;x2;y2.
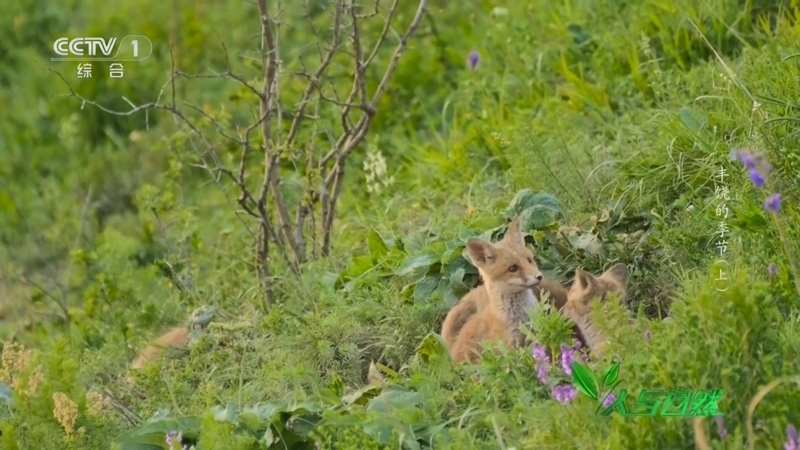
447;216;558;364
562;263;628;357
130;305;215;370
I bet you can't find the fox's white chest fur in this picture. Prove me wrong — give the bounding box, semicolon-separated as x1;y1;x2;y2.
492;288;538;347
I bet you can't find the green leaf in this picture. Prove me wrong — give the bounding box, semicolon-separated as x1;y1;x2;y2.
113;416;202;445
503;190;564;221
285;412;323;438
679;106;700;133
413;274;440;303
447;267;467;295
601;362;620;387
395;254;438;277
519;204;562;230
415;332;448;364
211;403;239;423
571;361;600;400
503;189;537;218
566;23;592;47
115;444;162;450
366;387;423;414
344;255;375;278
342;384;382;406
567;232;606;256
329;372;345;397
368;228;390;258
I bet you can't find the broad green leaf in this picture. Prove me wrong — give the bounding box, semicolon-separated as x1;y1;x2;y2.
413;274;440;302
395;254;438;277
236;411;264;432
211;403;239;423
503;188;537;218
113;416;201;445
322;272;342;289
571;361;599;400
342;384;382;406
601;362;620;387
286;413;323;437
343;255;375;279
679;106;699;132
457;226;481;243
440;285;458;307
568;232;606;256
519;204;562;230
366;387;423;414
448;267;467;294
415;332;448;364
115;444;162;450
362;416;406;445
368;228;390;258
503;190;564;221
444;255;476;276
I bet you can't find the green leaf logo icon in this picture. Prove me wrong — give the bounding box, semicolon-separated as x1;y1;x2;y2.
571;361;599;400
601;361;619;387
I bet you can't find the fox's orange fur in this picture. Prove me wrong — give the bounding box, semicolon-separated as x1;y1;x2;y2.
562;263;628;357
447;216;550;364
129;305;215;371
130;327;190;370
441;274;568;352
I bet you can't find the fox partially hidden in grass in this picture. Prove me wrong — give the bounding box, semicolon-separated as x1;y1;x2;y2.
444;216;569;364
562;263;628;357
130;305;215;370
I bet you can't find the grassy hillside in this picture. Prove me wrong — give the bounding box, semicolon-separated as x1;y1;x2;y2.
1;0;800;449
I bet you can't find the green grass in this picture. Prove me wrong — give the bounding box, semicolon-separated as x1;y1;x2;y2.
1;0;800;449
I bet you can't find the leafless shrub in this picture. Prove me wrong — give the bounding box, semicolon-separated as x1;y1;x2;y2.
51;0;428;304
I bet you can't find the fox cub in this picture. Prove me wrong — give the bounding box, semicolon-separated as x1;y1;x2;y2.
445;216;565;364
562;263;628;357
130;305;215;370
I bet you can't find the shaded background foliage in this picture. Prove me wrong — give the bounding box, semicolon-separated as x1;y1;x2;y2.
1;0;800;449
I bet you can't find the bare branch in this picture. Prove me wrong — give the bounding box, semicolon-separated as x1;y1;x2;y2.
45;0;429;302
256;0;302;272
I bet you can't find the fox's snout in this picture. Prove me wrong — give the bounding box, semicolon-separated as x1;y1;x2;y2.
521;271;543;288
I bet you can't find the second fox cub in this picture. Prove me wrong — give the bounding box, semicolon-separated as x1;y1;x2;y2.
563;263;628;357
446;216;556;364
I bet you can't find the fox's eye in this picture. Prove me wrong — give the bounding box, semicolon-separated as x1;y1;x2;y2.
527;257;533;263
508;264;519;273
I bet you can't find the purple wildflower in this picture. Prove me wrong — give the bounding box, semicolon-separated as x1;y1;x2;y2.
768;263;778;277
166;431;182;448
602;392;616;407
573;340;582;350
786;424;799;450
467;51;480;70
764;193;782;213
739;152;757;169
748;168;765;188
551;385;578;404
532;342;549;362
644;328;652;341
716;417;728;440
536;363;549;384
560;343;575;376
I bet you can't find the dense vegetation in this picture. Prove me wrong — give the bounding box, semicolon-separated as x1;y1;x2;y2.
1;0;800;448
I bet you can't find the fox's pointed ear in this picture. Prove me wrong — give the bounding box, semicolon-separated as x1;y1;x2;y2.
603;263;628;288
573;268;596;291
466;238;495;267
503;216;526;247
